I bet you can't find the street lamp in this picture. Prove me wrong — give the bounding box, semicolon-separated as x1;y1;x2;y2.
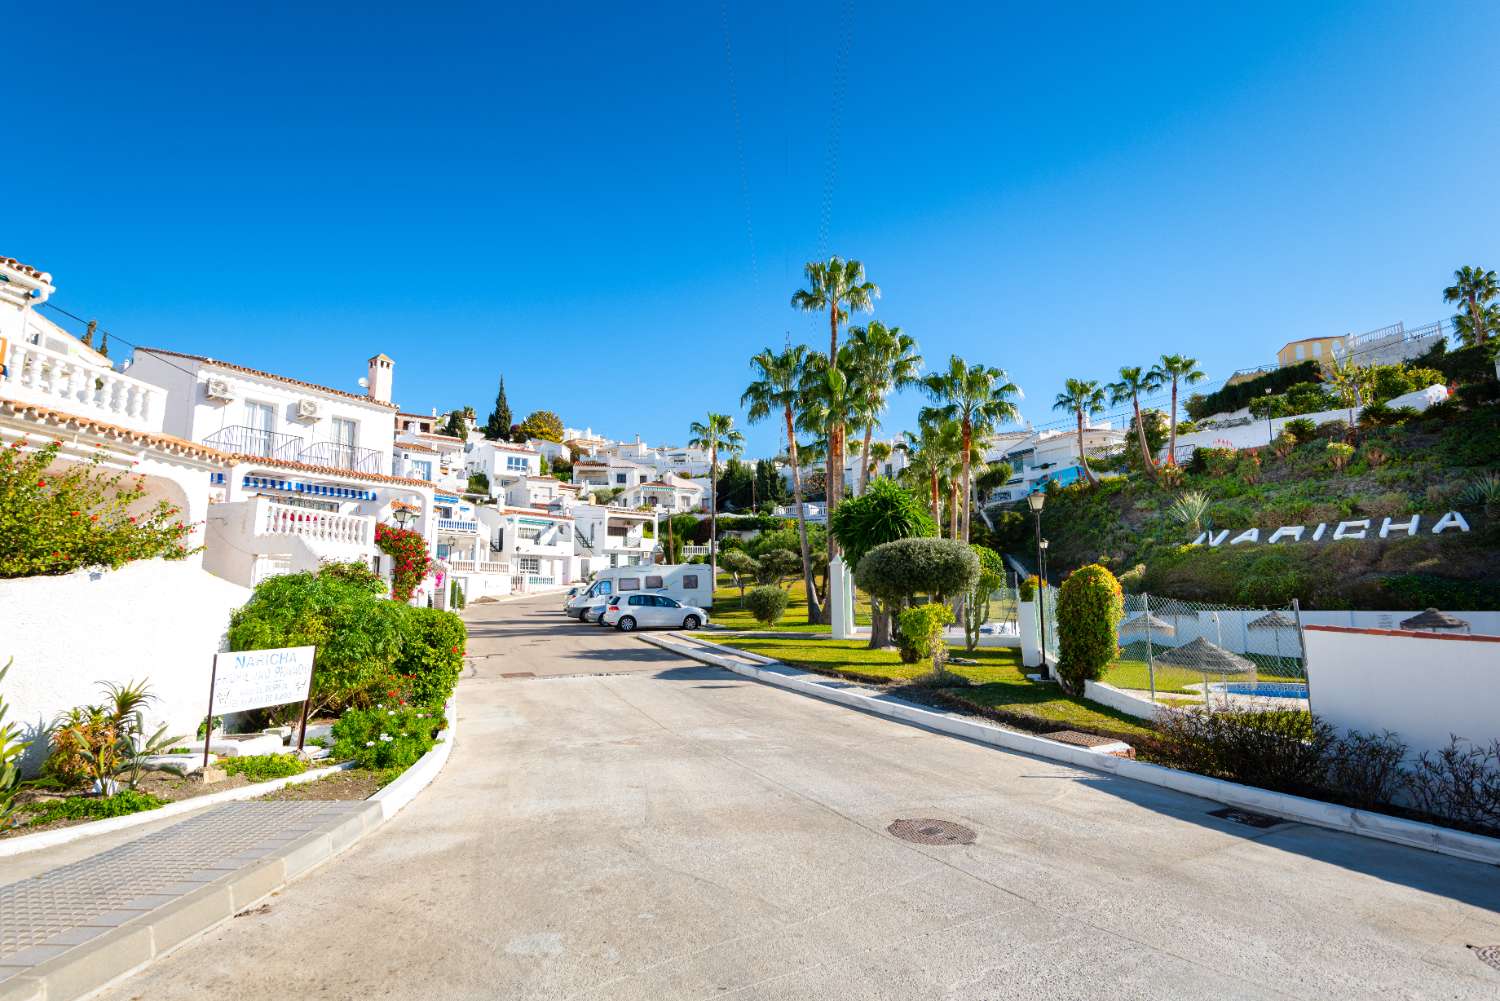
1027;490;1048;677
1263;387;1274;444
392;505;416;530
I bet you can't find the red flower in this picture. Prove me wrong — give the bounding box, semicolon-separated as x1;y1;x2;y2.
37;479;46;487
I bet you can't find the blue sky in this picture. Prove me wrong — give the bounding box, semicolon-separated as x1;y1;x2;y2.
12;2;1499;456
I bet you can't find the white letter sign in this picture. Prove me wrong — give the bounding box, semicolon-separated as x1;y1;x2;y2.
210;646;317;715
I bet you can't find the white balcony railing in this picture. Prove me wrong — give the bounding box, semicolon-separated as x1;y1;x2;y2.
1;339;163;432
257;498;374;547
450;559;510;574
436;517;479;534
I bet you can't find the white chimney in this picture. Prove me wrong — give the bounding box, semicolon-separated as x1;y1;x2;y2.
367;353;394;404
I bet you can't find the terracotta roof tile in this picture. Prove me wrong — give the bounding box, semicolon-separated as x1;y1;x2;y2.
137;348;399;409
225;452;434;488
395;441;441;454
0;256;52;283
0;397;229;463
500;506;573;520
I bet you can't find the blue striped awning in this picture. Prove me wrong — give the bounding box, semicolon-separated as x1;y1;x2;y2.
241;475;376;502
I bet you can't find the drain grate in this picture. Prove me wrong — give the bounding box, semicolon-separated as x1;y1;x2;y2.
887;819;976;846
1208;807;1282;829
1471;944;1500;971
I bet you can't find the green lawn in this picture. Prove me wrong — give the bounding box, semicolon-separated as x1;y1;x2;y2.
704;634;1154;740
710;577;871;633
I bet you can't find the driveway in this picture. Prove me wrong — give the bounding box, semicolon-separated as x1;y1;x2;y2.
99;593;1500;1000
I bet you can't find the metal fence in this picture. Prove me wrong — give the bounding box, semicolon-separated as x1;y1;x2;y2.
1103;593;1309;708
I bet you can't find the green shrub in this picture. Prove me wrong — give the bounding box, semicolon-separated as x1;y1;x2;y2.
1053;564;1123;695
753;549;801;586
1283;417;1317;441
220;753;307;782
22;789;164;825
719;549;759;600
896;603;954;665
315;561;386;595
1144;707;1334;794
744;585;789;625
393;607;465;709
331;704;445;771
854;538;979;607
1018;574;1041;601
1;659;30;828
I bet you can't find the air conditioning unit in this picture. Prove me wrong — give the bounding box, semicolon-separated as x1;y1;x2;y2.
295;398;321;420
204;378;235;402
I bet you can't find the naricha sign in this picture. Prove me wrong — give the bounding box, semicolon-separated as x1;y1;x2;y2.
1191;510;1470;547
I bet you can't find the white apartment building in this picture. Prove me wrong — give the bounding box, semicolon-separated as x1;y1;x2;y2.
617;472;705;513
465;439;542;496
476;505;576;590
571;502;657;568
982;424;1126;504
503;474;570;510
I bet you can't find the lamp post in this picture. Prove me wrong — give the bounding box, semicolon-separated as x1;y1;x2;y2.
1027;490;1048;676
1263;387;1274;445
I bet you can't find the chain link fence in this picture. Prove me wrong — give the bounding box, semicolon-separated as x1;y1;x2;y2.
1104;593;1309;708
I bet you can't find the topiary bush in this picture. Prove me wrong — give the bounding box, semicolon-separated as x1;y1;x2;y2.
744;585;789;626
896;603;954;666
854;537;979;610
392;607;465;710
1053;563;1123;696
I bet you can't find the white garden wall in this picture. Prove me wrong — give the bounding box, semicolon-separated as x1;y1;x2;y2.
1;559;251;774
1302;625;1500;758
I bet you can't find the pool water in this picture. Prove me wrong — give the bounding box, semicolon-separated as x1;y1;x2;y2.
1217;682;1308;699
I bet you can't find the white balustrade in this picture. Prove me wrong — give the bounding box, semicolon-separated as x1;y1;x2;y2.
257;499;375;547
436;517;479;534
1;340;162;432
449;559;510;574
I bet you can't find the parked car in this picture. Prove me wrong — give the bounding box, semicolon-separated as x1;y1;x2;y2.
561;585;583;612
599;593;709;632
579;599;610;624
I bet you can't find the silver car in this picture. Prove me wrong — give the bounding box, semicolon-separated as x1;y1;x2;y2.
599;594;709;632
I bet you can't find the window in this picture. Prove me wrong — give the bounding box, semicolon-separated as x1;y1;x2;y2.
615;473;627;484
244;401;276;456
618;577;640;591
332;418;358;447
657;596;679;607
1312;341;1322;357
409;460;432;481
518;526;542;541
628;595;647;606
518;557;540;574
506;455;529;471
644;575;664;589
1294;344;1305;360
681;574;699;589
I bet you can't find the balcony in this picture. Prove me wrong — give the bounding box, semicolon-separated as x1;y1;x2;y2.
449;559;510;574
298;440;382;474
257;498;374;547
1;339;163;432
436;517;479;534
204;424;304;460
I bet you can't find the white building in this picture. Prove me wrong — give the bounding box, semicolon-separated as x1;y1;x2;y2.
570;502;657;568
476;506;576;590
982;424;1127;504
618;472;705;514
465;439;542;496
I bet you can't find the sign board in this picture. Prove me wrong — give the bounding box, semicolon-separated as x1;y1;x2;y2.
209;646;317;715
1189;510;1470;548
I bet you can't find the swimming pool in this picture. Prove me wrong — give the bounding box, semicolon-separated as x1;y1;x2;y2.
1215;682;1308;699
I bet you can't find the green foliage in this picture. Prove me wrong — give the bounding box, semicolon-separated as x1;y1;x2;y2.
750;522;826;558
1018;574;1040;601
228;572;407;716
1167;490;1210;535
718;514;791;533
513;409;564;443
21;790;165;826
45;679;179;790
1249;381;1334;419
1379;573;1500;610
221;753;307;782
392;607;465;709
374;523;429;602
467;471;490;494
896;603;955;665
1367;362;1445;405
1325;441;1354;471
448;578;466;610
0;659;29;829
854;538;980;606
1462;472;1500;513
1054;564;1123;696
1145;707;1334;794
1282;417;1317;441
963;545;1006;651
754;548;801;586
828;477;937;568
331;704;445;771
1186;361;1321;421
484;376;512;441
718;548;758;599
1;439;196;578
744;585;790;625
1415;338;1499;386
315;561;386;595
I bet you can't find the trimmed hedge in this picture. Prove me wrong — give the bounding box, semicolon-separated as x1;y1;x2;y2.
854;537;979;606
1054;564;1123;696
896;603;954;666
745;585;790;625
1185;360;1321;420
395;607;466;709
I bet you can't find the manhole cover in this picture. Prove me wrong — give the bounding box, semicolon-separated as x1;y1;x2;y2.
1208;807;1282;829
887;819;976;846
1472;944;1500;971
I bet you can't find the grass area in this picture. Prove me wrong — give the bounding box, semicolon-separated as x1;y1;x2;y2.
1103;645;1307;695
711;577;871;632
704;634;1154;740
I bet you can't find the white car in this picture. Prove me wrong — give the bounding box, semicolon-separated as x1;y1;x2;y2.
561;585;583;612
599;594;709;632
579;600;609;624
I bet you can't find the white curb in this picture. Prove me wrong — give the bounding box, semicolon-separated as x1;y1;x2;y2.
643;632;1500;866
370;696;455;820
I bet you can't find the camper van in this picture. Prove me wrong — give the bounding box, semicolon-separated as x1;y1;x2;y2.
563;564;713;619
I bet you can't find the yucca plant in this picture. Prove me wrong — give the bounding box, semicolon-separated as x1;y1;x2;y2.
1462;472;1500;514
1168;491;1211;536
48;678;175;793
1;659;31;829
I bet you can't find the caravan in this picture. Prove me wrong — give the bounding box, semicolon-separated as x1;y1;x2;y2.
563;564;713;619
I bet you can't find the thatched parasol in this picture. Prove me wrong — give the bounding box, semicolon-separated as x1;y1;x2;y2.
1119;612;1176;637
1398;608;1470;634
1152;636;1256;675
1248;611;1296;630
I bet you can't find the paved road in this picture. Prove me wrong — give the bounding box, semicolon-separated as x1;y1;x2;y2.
101;594;1500;1000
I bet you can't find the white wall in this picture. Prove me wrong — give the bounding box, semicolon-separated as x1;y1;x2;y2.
1;559;251;774
1303;626;1500;758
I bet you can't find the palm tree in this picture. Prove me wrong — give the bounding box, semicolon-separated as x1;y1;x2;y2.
919;356;1021;541
1151;354;1206;466
1052;378;1108;486
1444;265;1499;345
687;413;745;586
896;422;950;528
1325;354;1371;432
742;345;823;623
791;257;880;537
844;321;922;495
1108;366;1163;478
798;349;863;570
863;440;893;484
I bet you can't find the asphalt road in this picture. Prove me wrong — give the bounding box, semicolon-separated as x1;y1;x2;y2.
100;594;1500;1000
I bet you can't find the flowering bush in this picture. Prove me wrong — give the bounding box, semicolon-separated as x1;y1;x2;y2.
0;439;196;578
391;607;465;709
374;523;429;601
330;703;445;770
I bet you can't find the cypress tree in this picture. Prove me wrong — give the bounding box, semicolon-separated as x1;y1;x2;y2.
484;376;512;441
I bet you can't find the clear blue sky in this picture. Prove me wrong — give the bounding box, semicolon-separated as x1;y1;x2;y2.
12;2;1499;456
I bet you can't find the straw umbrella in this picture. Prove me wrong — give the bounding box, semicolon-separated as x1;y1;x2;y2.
1120;612;1176;637
1398;608;1470;634
1248;610;1297;670
1153;636;1256;674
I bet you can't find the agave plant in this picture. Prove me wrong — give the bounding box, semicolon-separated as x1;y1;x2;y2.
1168;490;1211;536
1462;472;1500;513
1;659;31;830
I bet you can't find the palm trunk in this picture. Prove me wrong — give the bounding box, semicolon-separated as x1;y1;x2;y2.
960;419;972;542
948;479;959;538
709;445;719;586
929;470;941;526
1166;379;1180;466
786;406;823;624
858;419;874;496
1076;411;1097;486
1132;395;1155;477
827;303;842;562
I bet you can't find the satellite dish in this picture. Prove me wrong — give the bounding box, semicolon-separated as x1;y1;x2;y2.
358;377;369;389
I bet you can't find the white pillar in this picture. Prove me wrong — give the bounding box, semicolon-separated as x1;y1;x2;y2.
830;555;856;639
1018;599;1042;668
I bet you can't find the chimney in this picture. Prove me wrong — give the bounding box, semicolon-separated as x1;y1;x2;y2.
367;353;394;404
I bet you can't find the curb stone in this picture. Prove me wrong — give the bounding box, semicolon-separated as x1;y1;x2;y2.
642;631;1500;867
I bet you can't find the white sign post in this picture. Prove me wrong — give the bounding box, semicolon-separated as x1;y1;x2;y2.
202;646;318;769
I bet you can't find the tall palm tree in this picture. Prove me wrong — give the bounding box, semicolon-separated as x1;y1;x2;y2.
687;413;745;586
1108;366;1163;478
1151;354;1206;466
1052;378;1108;487
863;440;893;484
896;422;950;528
798;349;863;570
791;257;880;541
742;345;822;623
844;321;922;495
919;356;1021;541
1325;354;1371;431
1444;265;1499;345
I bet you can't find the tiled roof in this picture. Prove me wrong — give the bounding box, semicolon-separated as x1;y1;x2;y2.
416;431;464;444
0;256;52;283
0;397;229;463
499;506;573;520
485;441;537;454
224;452;433;489
395;441;441;454
137;348;399;409
396;411;436;421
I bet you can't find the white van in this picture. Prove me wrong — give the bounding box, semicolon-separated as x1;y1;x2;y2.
563;564;713;618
